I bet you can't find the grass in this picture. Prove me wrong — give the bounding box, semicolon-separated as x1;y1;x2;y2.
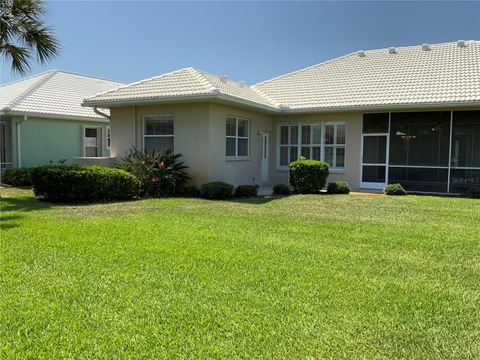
1;188;479;359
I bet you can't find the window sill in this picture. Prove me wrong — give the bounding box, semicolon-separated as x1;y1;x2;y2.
226;156;251;162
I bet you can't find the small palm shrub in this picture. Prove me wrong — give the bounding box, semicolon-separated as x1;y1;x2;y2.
118;148;189;197
2;167;32;186
384;183;407;195
327;181;351;194
289;157;329;194
200;181;234;200
234;185;259;198
30;165;137;202
272;184;291;196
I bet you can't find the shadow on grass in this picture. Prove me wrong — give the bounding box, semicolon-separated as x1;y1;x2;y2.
228;196;283;205
0;196;52;213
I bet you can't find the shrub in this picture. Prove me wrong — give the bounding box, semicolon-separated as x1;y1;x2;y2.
466;187;480;198
272;183;291;196
200;181;234;200
176;184;201;198
118;147;189;197
30;165;137;202
327;181;351;194
2;167;32;186
234;184;259;198
289;157;329;194
384;183;407;196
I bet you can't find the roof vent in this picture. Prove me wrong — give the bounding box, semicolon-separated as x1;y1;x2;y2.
357;50;366;57
220;75;228;83
421;44;430;51
238;80;246;88
388;47;397;54
457;40;466;48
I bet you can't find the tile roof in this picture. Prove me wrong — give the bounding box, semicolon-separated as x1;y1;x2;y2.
84;67;278;110
253;40;480;111
83;40;480;112
0;70;124;120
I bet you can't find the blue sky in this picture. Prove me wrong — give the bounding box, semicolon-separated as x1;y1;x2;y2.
1;1;479;85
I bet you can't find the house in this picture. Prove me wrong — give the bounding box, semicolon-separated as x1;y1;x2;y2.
0;70;124;170
78;40;478;194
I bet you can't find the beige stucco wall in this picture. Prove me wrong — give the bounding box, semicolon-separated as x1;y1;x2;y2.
271;112;363;189
208;103;274;185
109;103;364;188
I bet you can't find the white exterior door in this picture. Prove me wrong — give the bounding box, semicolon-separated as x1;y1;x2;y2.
261;132;269;183
360;134;389;189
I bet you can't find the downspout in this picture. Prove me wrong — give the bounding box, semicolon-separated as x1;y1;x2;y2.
16;115;27;167
93;106;110;120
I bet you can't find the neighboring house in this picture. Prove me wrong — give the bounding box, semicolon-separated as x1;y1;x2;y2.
79;40;478;194
0;70;124;169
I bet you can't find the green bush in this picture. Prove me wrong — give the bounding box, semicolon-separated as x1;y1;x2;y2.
118;148;189;197
466;187;480;198
327;181;351;194
176;184;201;198
200;181;234;200
384;183;407;196
272;183;291;196
30;165;137;202
289;157;329;194
234;184;259;198
2;167;32;186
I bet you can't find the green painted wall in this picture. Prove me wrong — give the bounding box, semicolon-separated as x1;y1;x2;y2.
11;116;110;167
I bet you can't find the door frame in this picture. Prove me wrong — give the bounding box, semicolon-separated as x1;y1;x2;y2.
360;132;390;190
261;132;269;183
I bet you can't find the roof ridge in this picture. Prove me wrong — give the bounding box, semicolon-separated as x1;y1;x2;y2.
6;71;58;110
249;86;281;107
0;69;56;88
53;70;125;85
84;67;195;102
188;68;220;94
253;51;358;88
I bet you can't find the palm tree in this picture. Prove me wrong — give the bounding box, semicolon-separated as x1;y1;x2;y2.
0;0;59;74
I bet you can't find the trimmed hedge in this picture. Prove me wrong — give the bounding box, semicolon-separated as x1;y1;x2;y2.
200;181;234;200
289;157;329;194
30;165;138;202
327;181;351;194
176;184;201;198
384;183;407;196
234;184;259;198
272;183;291;196
2;167;32;186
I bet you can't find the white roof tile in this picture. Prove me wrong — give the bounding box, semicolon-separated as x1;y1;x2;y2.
84;40;480;112
0;70;124;120
253;40;480;110
84;67;278;110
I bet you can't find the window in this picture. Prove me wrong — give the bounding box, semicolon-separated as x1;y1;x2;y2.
144;115;174;153
105;126;111;150
84;127;100;157
226;116;249;157
279;122;345;169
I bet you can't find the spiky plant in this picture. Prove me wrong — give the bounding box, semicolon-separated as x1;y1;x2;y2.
0;0;60;74
118;148;189;197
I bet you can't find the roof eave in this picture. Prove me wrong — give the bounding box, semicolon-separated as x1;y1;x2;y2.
1;110;110;123
83;93;280;113
280;101;480;114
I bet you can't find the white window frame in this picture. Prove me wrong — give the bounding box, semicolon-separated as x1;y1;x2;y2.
142;114;174;153
277;121;346;171
82;125;102;157
226;116;250;159
105;126;111;150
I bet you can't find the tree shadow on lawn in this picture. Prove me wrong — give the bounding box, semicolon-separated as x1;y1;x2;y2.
0;196;53;229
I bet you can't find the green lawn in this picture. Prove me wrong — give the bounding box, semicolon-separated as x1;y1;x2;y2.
1;189;479;359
